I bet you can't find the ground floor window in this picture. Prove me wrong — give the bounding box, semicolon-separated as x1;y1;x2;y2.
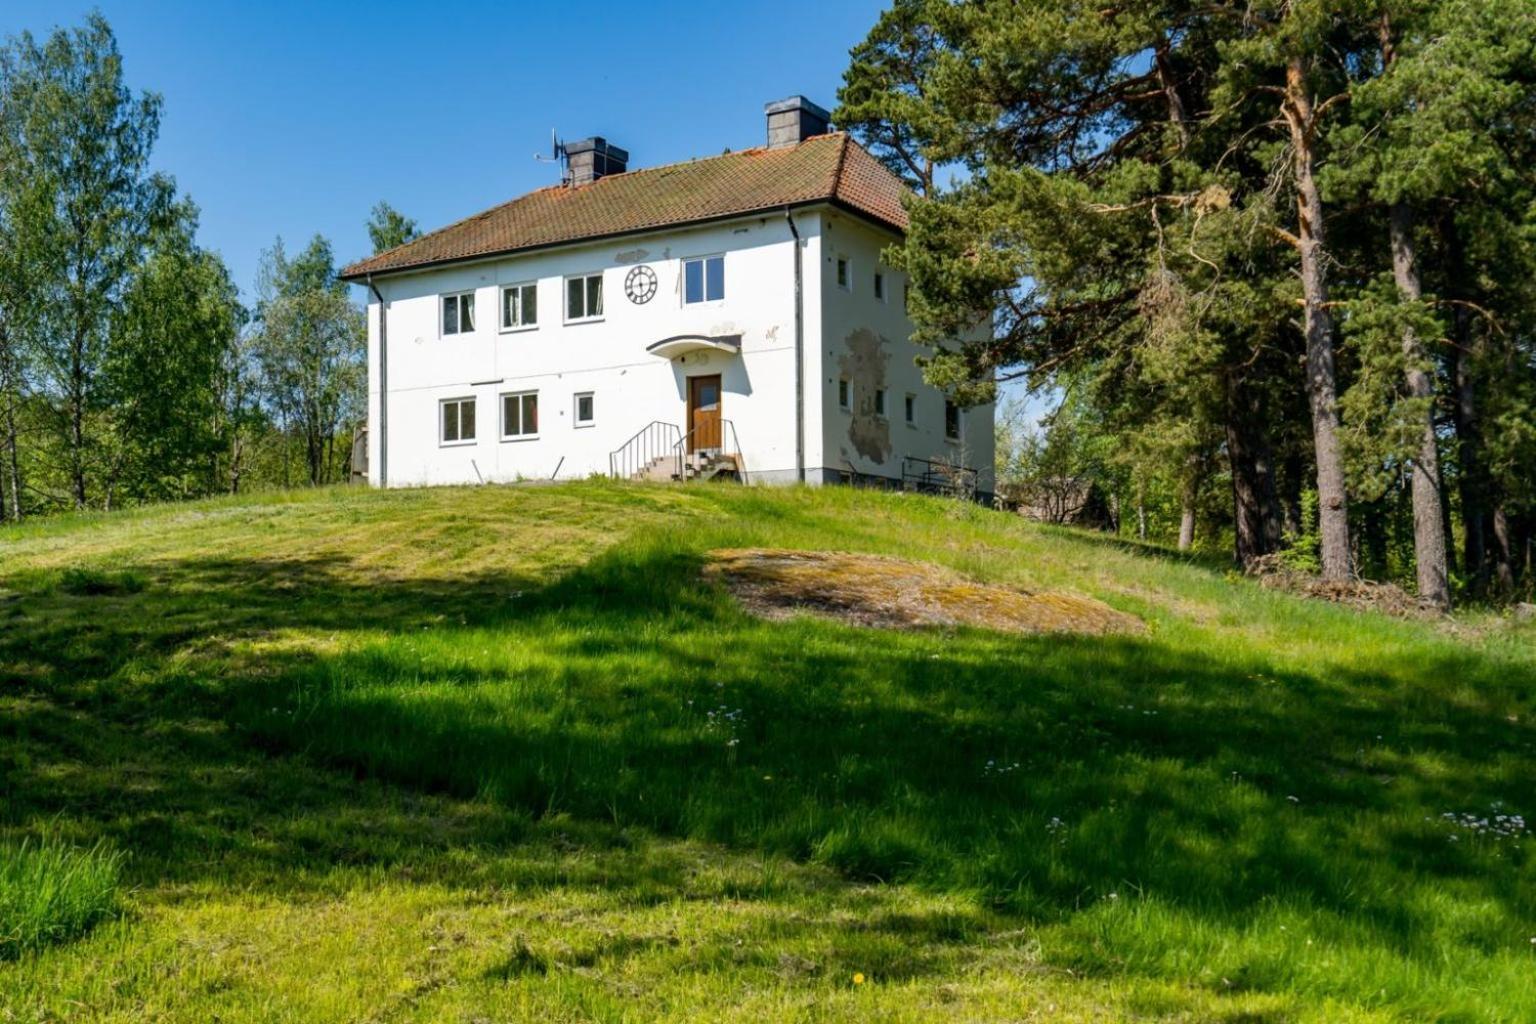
944;400;961;441
904;393;916;424
440;397;476;444
502;391;539;438
574;391;594;427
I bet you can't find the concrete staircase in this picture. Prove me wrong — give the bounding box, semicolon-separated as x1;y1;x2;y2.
632;451;742;483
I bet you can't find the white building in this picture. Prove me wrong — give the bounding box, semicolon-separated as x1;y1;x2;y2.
340;97;994;497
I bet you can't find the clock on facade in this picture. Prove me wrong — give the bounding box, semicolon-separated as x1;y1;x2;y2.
624;265;658;305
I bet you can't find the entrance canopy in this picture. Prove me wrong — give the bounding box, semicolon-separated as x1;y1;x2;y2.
646;333;742;360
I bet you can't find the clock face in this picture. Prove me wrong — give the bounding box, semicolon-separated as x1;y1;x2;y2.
624;265;658;305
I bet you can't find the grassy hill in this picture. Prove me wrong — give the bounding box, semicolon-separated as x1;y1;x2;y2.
2;481;1534;1022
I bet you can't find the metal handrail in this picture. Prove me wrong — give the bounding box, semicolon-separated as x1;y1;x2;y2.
901;455;977;498
609;420;681;480
672;419;745;483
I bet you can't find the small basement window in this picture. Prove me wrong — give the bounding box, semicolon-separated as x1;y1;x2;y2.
683;255;725;304
502;391;539;439
501;282;537;330
838;378;850;410
440;396;476;444
574;391;594;427
566;273;604;322
944;400;961;441
441;291;475;336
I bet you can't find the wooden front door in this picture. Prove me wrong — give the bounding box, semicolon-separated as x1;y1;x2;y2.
687;374;722;452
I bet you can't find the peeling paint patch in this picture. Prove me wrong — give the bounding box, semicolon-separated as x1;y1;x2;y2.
839;328;891;464
614;248;650;264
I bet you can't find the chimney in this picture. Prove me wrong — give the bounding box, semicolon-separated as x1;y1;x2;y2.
565;137;628;186
765;96;831;150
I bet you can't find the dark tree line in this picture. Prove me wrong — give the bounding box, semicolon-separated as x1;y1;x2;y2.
839;0;1536;606
0;15;404;518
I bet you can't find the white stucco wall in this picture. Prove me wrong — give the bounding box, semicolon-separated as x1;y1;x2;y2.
814;212;996;495
366;211;826;488
362;204;993;495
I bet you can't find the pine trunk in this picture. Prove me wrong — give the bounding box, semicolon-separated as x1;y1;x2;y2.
1178;503;1196;551
1284;60;1351;581
1445;217;1491;593
1225;372;1284;567
1388;204;1451;609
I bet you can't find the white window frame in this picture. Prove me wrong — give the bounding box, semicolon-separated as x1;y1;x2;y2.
944;400;962;442
500;281;538;333
838;378;850;411
682;254;726;305
440;290;476;337
904;392;917;426
573;391;595;428
835;256;851;292
873;271;886;302
500;390;540;441
439;396;477;446
565;273;604;323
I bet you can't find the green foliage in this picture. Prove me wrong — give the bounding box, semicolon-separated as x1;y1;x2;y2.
0;838;122;959
1279;490;1323;574
365;201;418;255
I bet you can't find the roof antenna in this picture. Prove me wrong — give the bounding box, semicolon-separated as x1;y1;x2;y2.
535;130;569;183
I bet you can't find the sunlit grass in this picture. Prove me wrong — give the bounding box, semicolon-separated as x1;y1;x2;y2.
0;480;1533;1021
0;838;122;959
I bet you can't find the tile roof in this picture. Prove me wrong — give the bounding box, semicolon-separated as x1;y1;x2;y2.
340;133;909;280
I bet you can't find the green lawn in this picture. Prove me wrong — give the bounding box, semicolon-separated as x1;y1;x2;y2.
2;481;1534;1022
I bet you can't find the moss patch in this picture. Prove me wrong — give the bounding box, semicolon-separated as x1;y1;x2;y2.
706;548;1144;635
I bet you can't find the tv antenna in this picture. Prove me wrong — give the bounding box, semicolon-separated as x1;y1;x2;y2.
535;130;568;181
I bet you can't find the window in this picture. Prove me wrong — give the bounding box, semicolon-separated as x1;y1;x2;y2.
441;291;475;336
874;388;887;417
574;391;594;427
566;273;603;321
944;400;961;441
501;282;537;331
904;393;916;425
838;378;850;410
874;271;885;301
440;397;476;445
835;257;850;290
501;391;539;439
683;255;725;304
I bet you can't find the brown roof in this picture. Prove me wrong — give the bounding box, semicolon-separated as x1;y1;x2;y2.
340;133;909;280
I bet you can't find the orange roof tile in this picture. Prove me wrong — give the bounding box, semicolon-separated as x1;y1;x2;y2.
340;133;909;280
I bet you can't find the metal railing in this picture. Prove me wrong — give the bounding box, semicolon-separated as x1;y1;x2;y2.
673;419;745;483
901;455;977;498
609;420;681;480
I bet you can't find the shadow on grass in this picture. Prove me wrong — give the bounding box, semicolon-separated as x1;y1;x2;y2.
2;535;1534;986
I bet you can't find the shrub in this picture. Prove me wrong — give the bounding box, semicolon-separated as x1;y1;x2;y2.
0;838;123;958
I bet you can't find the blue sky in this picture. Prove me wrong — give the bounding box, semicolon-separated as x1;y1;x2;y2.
0;1;889;300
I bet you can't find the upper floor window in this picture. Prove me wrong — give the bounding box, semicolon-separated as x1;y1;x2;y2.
502;391;539;439
838;378;850;410
874;388;887;417
944;400;961;441
501;282;537;331
566;273;603;322
441;291;475;336
904;393;916;425
835;257;851;291
440;397;476;445
683;255;725;304
873;271;885;301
